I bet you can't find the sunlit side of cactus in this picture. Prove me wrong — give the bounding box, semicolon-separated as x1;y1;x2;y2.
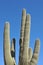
3;22;16;65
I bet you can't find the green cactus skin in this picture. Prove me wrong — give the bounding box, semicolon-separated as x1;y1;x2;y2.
3;9;40;65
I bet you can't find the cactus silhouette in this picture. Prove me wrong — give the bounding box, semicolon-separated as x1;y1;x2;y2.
3;9;40;65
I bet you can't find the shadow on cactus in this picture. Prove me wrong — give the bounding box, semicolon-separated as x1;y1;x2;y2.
3;9;40;65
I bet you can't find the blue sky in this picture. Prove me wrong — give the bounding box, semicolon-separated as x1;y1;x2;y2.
0;0;43;65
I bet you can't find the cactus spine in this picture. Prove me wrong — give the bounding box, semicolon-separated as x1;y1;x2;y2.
3;9;40;65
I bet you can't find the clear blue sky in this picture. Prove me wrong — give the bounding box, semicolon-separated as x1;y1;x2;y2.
0;0;43;65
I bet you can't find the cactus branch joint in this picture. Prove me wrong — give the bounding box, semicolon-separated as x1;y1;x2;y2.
3;9;40;65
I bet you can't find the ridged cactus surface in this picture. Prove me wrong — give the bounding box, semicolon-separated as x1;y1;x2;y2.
3;9;40;65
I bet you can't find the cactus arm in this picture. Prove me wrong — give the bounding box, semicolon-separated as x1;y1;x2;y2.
4;22;11;60
28;48;32;62
4;22;16;65
20;9;26;39
11;38;15;58
19;9;26;65
30;39;40;65
23;14;31;65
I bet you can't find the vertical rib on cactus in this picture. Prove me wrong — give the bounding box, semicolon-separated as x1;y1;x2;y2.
19;9;26;65
4;22;16;65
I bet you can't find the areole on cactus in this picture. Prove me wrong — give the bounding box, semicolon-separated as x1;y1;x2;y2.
3;9;40;65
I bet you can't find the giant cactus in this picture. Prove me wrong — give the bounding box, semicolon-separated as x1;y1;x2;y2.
3;9;40;65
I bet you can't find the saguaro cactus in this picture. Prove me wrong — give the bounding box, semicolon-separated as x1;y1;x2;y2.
3;9;40;65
